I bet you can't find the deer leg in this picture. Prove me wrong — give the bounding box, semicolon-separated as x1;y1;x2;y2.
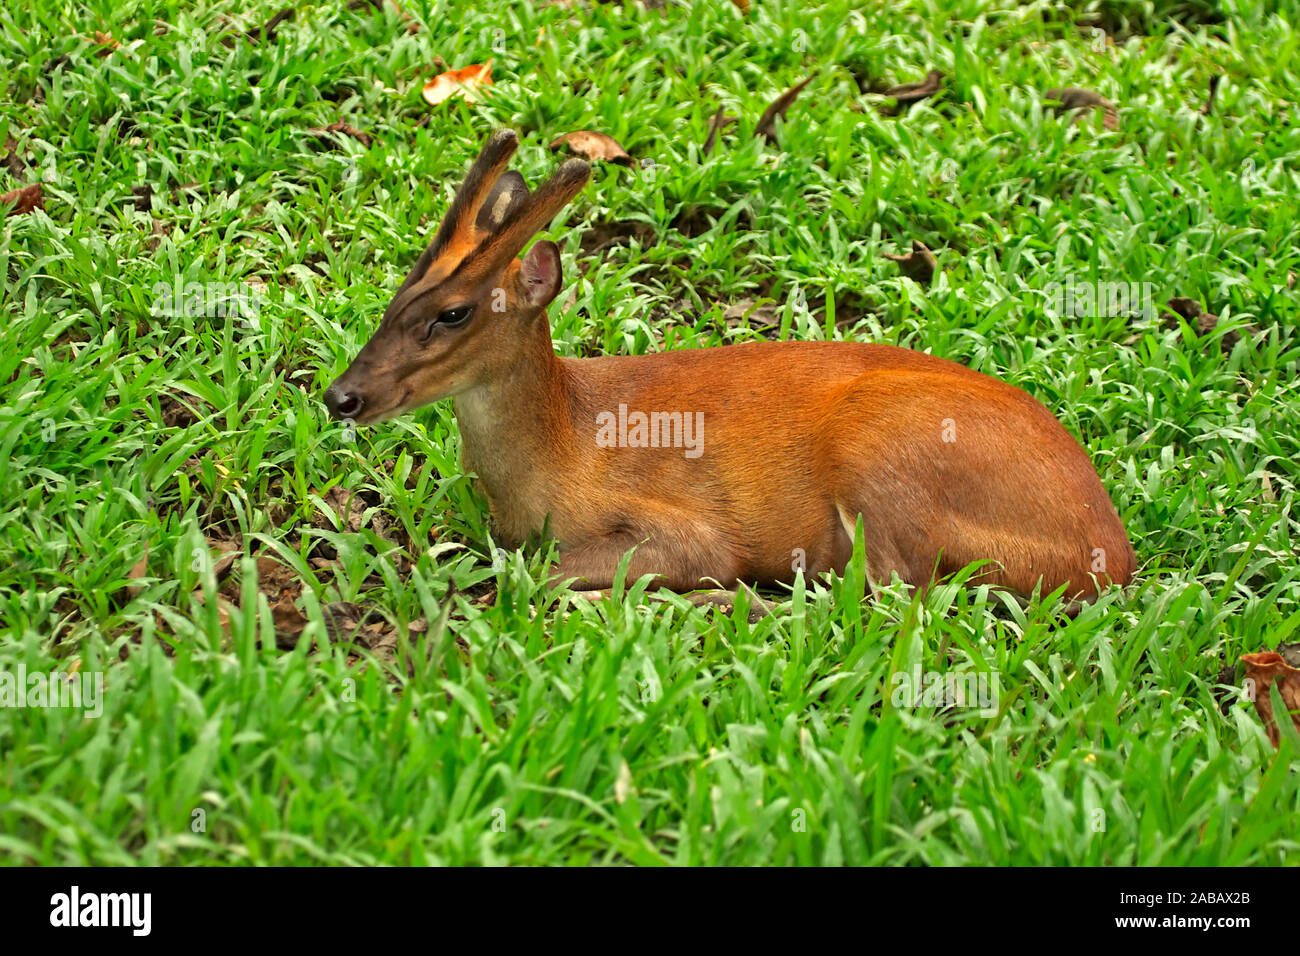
551;540;731;592
551;516;743;592
549;521;773;620
562;583;772;623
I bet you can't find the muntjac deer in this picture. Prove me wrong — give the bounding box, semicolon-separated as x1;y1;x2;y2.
325;129;1134;606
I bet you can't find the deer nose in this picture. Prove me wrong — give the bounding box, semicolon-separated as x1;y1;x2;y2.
324;383;365;420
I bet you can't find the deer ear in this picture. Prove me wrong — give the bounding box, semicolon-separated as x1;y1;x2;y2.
520;240;562;307
475;170;529;233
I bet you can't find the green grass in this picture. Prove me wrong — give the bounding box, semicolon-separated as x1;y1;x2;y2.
1;0;1298;865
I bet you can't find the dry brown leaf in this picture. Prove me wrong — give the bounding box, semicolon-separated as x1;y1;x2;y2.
360;621;398;657
1241;650;1300;748
159;389;208;428
579;219;655;256
877;70;943;116
208;536;240;578
1161;297;1256;353
3;136;25;178
247;6;295;44
1045;87;1119;130
1;183;44;217
321;601;408;658
549;130;633;167
322;602;372;642
756;74;815;140
251;555;308;646
730;0;750;11
722;298;778;331
703;106;738;155
883;240;937;284
422;60;493;106
311;120;374;149
270;595;309;646
256;555;300;595
127;545;149;598
146;217;170;251
193;589;235;637
318;487;367;532
93;31;120;55
1164;297;1219;335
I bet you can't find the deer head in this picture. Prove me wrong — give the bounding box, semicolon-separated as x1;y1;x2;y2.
324;129;591;423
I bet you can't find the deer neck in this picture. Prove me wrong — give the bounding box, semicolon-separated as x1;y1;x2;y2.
452;322;578;544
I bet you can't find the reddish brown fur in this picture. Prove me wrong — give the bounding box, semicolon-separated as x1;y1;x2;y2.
328;131;1134;604
454;337;1133;600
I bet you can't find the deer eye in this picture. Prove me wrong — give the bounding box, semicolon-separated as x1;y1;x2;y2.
438;305;473;327
418;305;474;343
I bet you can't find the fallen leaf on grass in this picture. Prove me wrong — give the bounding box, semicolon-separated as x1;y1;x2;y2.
310;120;374;149
579;219;655;256
1;183;43;217
755;74;815;141
92;31;120;55
205;533;241;578
722;298;779;332
703;106;737;155
146;217;172;251
1164;297;1219;335
322;601;373;642
247;6;295;44
250;556;311;647
270;595;308;645
256;555;300;595
193;591;235;637
1161;297;1256;353
158;389;213;428
308;486;409;569
422;60;493;106
1044;87;1119;130
1241;650;1300;748
3;136;25;178
549;130;633;167
322;601;426;661
877;70;943;116
127;545;149;598
883;239;937;284
318;487;367;533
